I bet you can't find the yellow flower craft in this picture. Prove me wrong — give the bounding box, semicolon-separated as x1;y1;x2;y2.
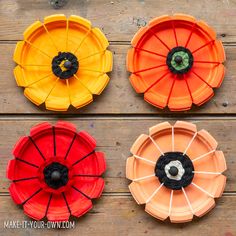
13;14;113;111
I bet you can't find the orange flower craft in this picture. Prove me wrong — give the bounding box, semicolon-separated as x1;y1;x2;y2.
127;14;225;111
126;121;226;223
14;14;113;111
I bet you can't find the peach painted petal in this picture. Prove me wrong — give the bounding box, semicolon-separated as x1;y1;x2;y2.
129;181;147;204
169;190;193;223
197;129;218;150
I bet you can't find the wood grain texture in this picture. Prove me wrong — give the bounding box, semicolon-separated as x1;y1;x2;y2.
0;118;234;193
0;0;236;235
0;195;235;236
0;0;235;42
0;44;235;114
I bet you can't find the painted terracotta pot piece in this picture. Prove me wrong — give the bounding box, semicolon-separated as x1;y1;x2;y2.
14;14;113;111
7;121;106;221
126;121;226;223
127;14;225;111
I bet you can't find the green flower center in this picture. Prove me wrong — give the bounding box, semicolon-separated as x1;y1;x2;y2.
171;51;190;71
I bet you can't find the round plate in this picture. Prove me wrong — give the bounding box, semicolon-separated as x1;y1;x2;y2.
127;14;225;111
14;14;113;111
7;121;106;221
126;121;226;223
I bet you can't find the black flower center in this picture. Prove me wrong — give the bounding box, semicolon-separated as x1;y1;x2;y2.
166;46;194;74
52;52;79;79
44;162;69;189
155;152;194;190
169;166;179;176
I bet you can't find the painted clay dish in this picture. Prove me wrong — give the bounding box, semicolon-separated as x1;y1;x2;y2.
7;121;106;221
14;14;113;111
126;121;226;223
127;14;225;111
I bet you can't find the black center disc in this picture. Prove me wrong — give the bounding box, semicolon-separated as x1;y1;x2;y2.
44;162;69;189
52;52;79;79
166;46;194;74
155;152;194;190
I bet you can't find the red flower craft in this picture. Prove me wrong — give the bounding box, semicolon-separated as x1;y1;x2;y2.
7;121;106;221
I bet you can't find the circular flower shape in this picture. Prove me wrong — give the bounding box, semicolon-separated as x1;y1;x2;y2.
127;14;226;111
7;121;106;221
126;121;226;223
14;14;113;111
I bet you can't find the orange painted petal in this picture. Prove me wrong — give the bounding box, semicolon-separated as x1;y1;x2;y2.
196;20;216;40
144;73;174;109
129;68;169;93
192;63;225;88
173;14;196;22
127;48;166;73
186;71;214;106
168;79;192;111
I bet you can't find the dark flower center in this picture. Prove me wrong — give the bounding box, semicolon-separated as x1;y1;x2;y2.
52;52;79;79
44;162;69;189
166;46;194;74
155;152;194;190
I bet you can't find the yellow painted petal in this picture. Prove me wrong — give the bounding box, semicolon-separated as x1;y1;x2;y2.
78;71;110;95
13;41;25;64
14;66;27;87
44;14;67;24
24;74;57;106
23;21;42;41
69;15;91;30
67;77;93;109
45;79;70;111
91;28;109;50
79;50;113;73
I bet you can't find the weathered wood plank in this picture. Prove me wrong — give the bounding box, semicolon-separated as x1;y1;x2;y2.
0;118;234;192
0;0;236;42
0;195;235;236
0;44;235;114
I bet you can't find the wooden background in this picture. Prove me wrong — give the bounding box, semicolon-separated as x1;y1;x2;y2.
0;0;235;235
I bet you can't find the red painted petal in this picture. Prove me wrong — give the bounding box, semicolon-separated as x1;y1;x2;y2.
73;177;105;199
79;131;96;148
30;122;52;137
9;179;41;204
65;132;96;164
6;160;16;180
7;158;38;181
12;136;44;166
73;151;106;176
53;125;77;158
30;122;54;159
23;190;51;220
66;187;93;218
46;193;70;221
55;121;77;133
